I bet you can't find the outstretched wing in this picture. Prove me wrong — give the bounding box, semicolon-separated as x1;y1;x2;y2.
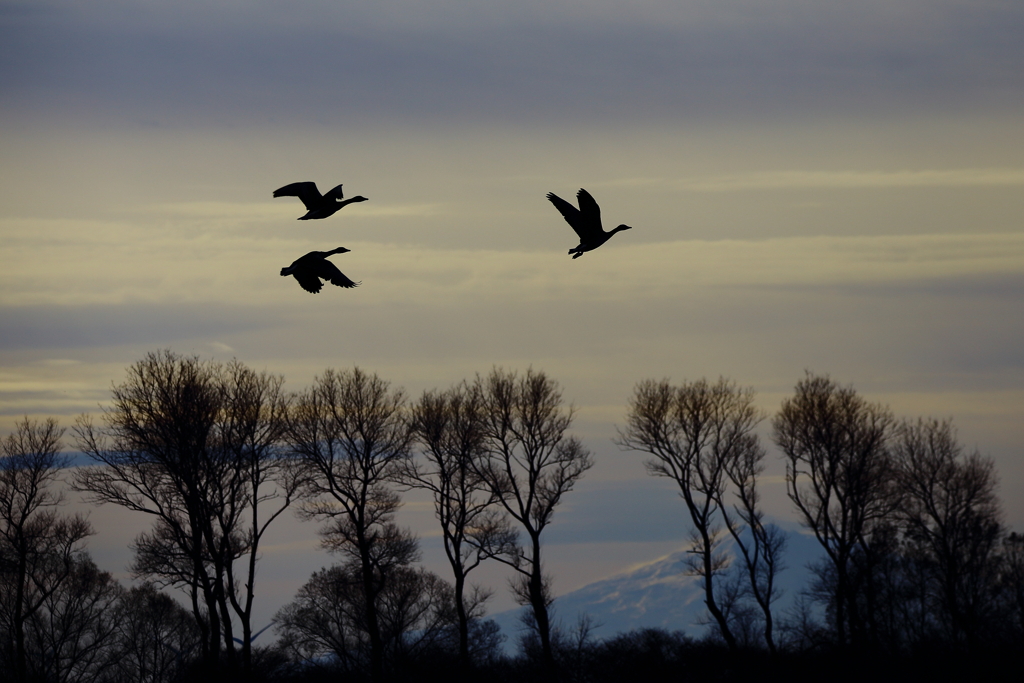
273;182;322;210
322;184;345;202
575;189;603;234
547;192;588;240
315;259;360;289
292;270;324;293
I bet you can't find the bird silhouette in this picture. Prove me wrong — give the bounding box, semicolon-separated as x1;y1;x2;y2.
546;188;632;259
273;182;368;220
280;247;360;293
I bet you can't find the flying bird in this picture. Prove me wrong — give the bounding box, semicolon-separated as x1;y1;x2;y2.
280;247;360;293
273;181;368;220
546;188;633;259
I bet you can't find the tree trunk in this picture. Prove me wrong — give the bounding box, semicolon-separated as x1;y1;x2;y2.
454;570;470;666
13;547;27;683
834;553;849;647
528;534;555;669
698;527;737;650
360;544;385;683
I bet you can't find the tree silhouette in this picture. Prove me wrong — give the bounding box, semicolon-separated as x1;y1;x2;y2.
73;350;296;674
275;562;470;676
0;417;93;683
1000;532;1024;648
8;352;1024;676
894;418;1004;649
773;373;898;648
23;556;122;683
617;377;777;651
113;582;201;683
215;360;300;672
717;411;787;654
474;368;593;671
286;367;415;683
403;381;517;669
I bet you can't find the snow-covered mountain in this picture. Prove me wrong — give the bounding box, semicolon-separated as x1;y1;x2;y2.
489;549;706;646
551;549;708;637
489;530;823;646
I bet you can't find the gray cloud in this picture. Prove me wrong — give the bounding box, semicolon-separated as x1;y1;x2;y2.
0;303;273;350
3;1;1022;127
543;479;690;545
750;274;1024;384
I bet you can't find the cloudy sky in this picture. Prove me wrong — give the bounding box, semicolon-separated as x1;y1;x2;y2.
2;0;1023;629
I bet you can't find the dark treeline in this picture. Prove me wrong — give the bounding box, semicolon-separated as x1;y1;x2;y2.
1;352;1022;683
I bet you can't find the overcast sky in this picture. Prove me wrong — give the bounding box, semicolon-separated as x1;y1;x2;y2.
2;0;1023;628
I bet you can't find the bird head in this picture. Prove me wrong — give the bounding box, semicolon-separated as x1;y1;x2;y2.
349;196;369;203
329;247;351;255
615;224;633;232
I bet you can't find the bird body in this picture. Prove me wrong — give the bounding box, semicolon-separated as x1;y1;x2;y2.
280;247;360;293
546;188;632;258
273;181;368;220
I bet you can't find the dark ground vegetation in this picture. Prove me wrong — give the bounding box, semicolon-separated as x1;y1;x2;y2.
168;629;1024;683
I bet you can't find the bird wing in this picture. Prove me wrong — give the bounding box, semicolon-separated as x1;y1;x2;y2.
322;184;345;202
292;270;324;293
314;259;360;289
547;192;590;240
575;189;603;235
273;182;322;210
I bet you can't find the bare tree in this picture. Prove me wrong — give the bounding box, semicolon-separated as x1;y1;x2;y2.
0;417;93;683
719;424;787;654
73;350;296;673
23;556;122;683
999;532;1024;648
474;368;593;669
772;373;898;648
553;613;600;683
215;360;299;672
893;418;1004;649
404;381;517;668
286;367;415;683
617;377;775;651
275;562;462;676
376;565;459;664
273;565;363;672
112;582;201;683
74;352;226;665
